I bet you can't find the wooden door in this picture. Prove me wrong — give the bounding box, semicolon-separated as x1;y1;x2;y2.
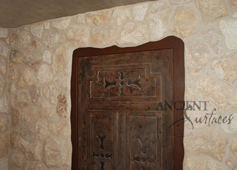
71;36;185;170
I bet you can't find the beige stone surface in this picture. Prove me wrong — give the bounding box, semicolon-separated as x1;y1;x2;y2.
57;93;68;118
39;101;56;119
18;138;42;161
0;134;8;157
0;28;8;38
20;124;36;142
119;22;149;45
85;10;110;26
9;49;23;65
0;76;4;96
0;57;7;77
24;162;48;170
196;75;237;113
184;128;228;161
31;24;44;39
19;30;32;49
52;45;71;74
23;46;42;65
132;3;148;21
17;67;36;88
148;9;169;41
0;40;9;58
91;26;119;46
43;30;63;48
43;50;51;64
219;19;237;49
9;68;19;81
230;136;237;159
8;82;16;94
183;153;193;170
196;0;228;23
37;64;53;84
29;84;41;103
11;150;26;167
42;83;56;104
212;53;237;84
61;138;72;166
11;108;20;128
10;131;18;148
0;115;8;132
229;0;237;9
52;18;71;30
112;7;132;26
226;154;237;169
16;90;31;108
43;139;62;167
202;31;224;54
171;0;192;3
54;76;69;90
173;7;198;38
195;159;226;170
49;120;70;137
36;119;49;140
0;157;8;170
0;95;8;113
22;106;38;124
66;25;90;46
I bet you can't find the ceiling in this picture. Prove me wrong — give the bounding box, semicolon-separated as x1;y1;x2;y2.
0;0;153;28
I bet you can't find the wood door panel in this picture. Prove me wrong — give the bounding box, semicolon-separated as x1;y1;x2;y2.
71;36;185;170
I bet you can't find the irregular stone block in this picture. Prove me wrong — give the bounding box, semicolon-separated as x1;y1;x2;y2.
24;162;48;170
10;150;26;167
219;19;237;49
119;23;149;45
57;93;68;118
42;83;56;104
112;7;132;26
195;159;226;169
0;40;9;58
0;115;8;132
17;67;36;88
11;108;20;128
132;3;148;21
0;76;4;96
36;120;49;140
23;46;42;65
226;154;237;169
0;95;8;113
43;30;63;48
184;128;228;161
49;120;70;137
66;25;90;46
0;56;7;78
20;123;36;142
173;7;198;38
61;138;72;166
0;28;8;38
19;30;32;49
171;0;191;3
31;24;44;39
52;18;71;30
85;10;110;26
43;139;62;167
29;84;41;103
39;101;56;119
0;157;8;170
54;75;68;90
0;134;8;157
16;90;31;108
43;50;51;64
196;0;228;23
21;106;38;124
10;131;18;148
37;64;53;84
229;0;237;9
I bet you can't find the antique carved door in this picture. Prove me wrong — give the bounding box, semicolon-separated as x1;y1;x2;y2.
71;36;184;170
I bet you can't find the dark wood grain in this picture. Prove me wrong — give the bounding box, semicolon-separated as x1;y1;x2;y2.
71;36;185;170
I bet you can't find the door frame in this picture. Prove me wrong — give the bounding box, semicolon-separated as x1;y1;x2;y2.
71;36;185;169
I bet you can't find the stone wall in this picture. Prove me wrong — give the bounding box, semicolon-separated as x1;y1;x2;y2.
0;0;237;169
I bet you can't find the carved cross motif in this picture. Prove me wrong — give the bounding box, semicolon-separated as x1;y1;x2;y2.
132;138;150;164
104;71;141;96
92;135;112;169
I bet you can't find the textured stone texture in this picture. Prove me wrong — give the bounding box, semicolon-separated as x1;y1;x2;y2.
42;83;56;104
52;45;70;74
226;154;237;169
39;101;56;119
195;160;225;170
202;31;224;54
229;0;237;9
0;57;7;77
37;64;53;84
230;136;237;160
173;7;198;38
132;3;148;21
0;95;8;113
119;23;149;45
17;67;36;87
43;50;51;64
21;106;38;124
222;113;237;134
0;157;8;170
23;46;42;65
61;138;72;166
196;75;237;113
43;30;63;48
57;93;68;118
85;10;110;26
31;24;44;39
49;120;70;137
10;131;18;148
91;26;119;46
20;124;36;142
54;76;68;90
0;115;8;132
16;91;31;108
66;25;90;46
52;18;71;30
19;30;32;49
212;53;237;84
196;0;228;23
0;134;8;157
0;28;8;38
24;162;48;170
0;40;9;57
219;19;237;49
171;0;191;3
36;119;49;140
29;84;41;103
11;150;26;167
0;76;4;96
112;7;132;26
11;108;20;128
184;128;228;161
43;139;62;167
